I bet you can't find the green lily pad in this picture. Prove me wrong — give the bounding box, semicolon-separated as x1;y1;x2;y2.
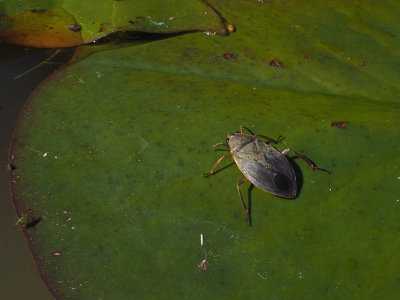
0;8;83;48
0;0;226;47
9;0;400;298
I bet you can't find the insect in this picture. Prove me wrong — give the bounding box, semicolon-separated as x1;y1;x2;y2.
16;215;43;229
203;126;330;221
15;215;30;227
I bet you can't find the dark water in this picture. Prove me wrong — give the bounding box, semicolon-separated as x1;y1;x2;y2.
0;45;73;300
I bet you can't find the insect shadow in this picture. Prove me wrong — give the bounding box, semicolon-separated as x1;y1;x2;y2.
286;156;304;197
25;217;43;229
247;184;254;226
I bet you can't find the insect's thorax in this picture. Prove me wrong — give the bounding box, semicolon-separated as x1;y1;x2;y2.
228;133;257;154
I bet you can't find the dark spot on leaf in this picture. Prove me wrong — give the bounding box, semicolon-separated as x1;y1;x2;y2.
30;9;46;13
222;51;237;60
68;24;81;32
330;121;348;129
128;16;144;24
268;58;281;68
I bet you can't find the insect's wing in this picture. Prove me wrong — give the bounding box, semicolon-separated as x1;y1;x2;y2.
233;140;297;198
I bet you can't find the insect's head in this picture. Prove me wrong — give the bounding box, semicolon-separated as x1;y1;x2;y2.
226;133;237;144
227;132;254;153
226;133;241;150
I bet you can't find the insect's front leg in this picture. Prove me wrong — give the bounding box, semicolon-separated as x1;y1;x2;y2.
212;142;229;150
256;134;284;144
282;148;330;173
202;154;232;177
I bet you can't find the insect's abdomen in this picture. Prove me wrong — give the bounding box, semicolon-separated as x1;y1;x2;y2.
234;143;297;198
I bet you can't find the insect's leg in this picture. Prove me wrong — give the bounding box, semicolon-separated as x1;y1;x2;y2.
202;154;232;177
236;178;250;222
255;135;283;144
212;142;229;150
240;125;244;133
282;148;331;174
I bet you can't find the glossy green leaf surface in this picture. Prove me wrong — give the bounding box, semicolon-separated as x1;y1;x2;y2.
10;0;400;298
0;0;225;47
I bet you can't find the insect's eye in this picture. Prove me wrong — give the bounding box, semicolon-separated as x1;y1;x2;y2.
225;138;229;143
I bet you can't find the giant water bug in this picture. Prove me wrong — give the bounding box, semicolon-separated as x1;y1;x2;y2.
203;126;330;222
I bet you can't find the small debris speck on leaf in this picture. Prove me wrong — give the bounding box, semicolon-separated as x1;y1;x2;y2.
222;51;237;60
268;58;281;68
330;121;349;129
226;24;235;32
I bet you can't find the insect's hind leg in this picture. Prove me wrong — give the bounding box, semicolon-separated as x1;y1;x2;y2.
282;148;330;174
236;178;250;223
